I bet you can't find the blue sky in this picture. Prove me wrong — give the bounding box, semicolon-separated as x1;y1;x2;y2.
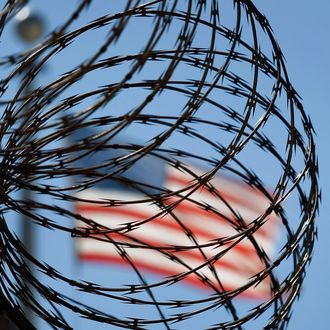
254;2;329;329
2;1;329;329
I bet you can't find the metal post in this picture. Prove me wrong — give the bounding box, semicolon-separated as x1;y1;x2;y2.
14;7;45;327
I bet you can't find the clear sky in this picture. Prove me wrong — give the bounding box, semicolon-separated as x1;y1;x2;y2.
253;2;330;329
2;1;329;329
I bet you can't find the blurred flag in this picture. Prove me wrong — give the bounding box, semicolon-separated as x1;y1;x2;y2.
74;139;279;300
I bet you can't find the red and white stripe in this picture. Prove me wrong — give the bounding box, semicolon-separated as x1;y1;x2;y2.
75;166;279;299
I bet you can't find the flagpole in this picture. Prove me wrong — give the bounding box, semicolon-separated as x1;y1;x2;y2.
14;7;45;327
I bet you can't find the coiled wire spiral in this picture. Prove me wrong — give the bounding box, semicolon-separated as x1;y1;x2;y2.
0;1;319;329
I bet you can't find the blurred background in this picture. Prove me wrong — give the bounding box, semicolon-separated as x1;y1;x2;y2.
256;2;329;329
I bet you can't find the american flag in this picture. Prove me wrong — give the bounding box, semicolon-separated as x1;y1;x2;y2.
74;144;279;300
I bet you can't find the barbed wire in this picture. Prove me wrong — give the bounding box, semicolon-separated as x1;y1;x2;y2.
0;1;319;329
